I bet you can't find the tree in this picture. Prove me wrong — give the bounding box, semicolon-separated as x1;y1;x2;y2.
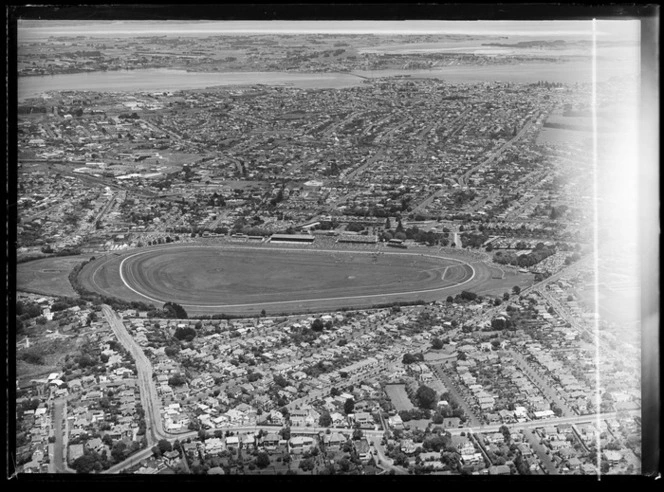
256;452;270;469
415;385;437;409
163;302;188;319
72;454;97;473
499;425;511;443
174;326;196;341
311;318;325;332
460;290;478;301
402;353;423;365
512;285;521;295
431;338;444;350
503;292;510;301
273;374;288;388
164;345;180;357
299;457;315;472
111;441;127;462
319;412;332;427
344;398;355;415
168;374;186;387
158;439;172;454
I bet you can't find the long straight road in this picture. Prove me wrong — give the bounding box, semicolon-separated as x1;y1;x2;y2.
51;399;69;473
429;363;482;427
101;408;635;474
101;305;165;445
520;254;593;297
522;428;559;475
457;112;541;189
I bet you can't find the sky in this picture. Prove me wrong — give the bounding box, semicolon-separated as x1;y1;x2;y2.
17;19;641;40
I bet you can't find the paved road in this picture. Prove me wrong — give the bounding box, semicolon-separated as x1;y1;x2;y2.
366;434;408;475
522;428;559;475
51;399;67;473
101;305;165;445
462;410;637;436
520;254;593;297
102;408;636;474
429;363;481;427
342;147;387;183
457;112;541;188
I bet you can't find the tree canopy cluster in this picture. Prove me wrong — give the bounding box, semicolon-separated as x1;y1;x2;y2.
460;232;490;249
173;326;196;341
493;243;556;268
402;352;424;365
415;385;438;409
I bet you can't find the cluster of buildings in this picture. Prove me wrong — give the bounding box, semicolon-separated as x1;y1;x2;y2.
18;33;571;77
17;74;629;259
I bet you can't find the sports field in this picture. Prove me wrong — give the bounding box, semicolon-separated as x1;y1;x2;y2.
77;244;498;315
384;384;415;412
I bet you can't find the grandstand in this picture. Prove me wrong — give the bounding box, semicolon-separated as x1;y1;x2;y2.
387;238;407;249
269;234;316;245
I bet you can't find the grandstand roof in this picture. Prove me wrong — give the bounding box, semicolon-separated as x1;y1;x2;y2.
270;234;315;241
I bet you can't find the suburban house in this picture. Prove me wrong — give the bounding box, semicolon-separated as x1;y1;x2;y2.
225;435;240;452
261;432;281;451
352;411;375;429
289;436;315;454
86;437;105;454
323;432;347;450
204;438;224;455
162;449;181;466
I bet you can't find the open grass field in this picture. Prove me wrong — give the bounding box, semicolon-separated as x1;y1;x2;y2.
79;244;472;315
16;254;94;297
384;384;415;412
72;243;533;316
16;243;534;316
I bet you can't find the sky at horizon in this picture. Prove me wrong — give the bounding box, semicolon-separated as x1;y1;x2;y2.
17;19;640;40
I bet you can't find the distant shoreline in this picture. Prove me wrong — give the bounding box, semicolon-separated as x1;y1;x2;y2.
17;61;632;102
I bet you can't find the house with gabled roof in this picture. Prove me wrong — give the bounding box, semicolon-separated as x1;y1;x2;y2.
261;432;281;452
323;432;347;450
289;435;315;454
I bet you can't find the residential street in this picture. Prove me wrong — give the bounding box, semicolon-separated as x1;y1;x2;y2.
522;428;559;475
508;349;575;417
97;303;636;474
101;305;166;444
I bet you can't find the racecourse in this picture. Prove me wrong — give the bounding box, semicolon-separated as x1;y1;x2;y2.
74;241;516;315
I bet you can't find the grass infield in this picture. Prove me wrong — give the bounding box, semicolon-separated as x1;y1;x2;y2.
77;243;490;315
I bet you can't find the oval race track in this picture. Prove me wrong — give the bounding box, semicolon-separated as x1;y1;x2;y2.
78;243;496;316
